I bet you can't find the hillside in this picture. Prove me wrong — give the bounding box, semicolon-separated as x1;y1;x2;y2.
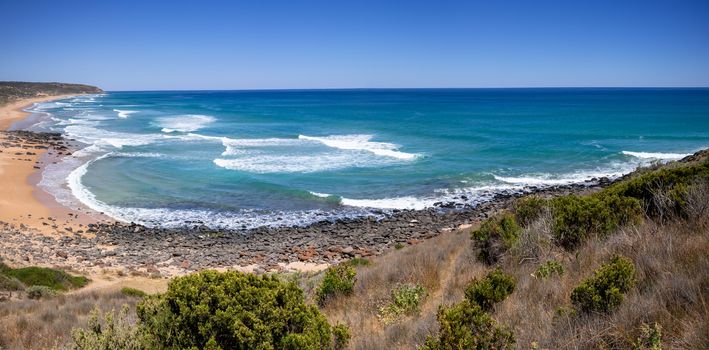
0;81;103;105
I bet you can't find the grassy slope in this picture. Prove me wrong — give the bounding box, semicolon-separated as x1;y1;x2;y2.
319;157;708;349
0;262;88;291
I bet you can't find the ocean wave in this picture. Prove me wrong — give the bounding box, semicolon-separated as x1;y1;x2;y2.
113;109;138;118
298;134;419;160
156;114;216;133
213;134;419;173
113;152;166;158
309;191;332;198
64;125;163;149
622;151;690;160
213;152;386;173
67;153;112;215
61;163;378;229
340;196;434;210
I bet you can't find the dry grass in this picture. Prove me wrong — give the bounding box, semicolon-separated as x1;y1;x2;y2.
321;180;709;349
495;219;708;349
0;290;141;350
321;228;488;350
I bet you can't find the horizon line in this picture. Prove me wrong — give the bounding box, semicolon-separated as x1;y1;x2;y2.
103;86;709;93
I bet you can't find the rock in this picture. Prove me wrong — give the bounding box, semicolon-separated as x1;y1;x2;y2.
56;251;68;259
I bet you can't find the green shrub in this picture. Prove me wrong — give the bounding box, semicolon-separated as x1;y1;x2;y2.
394;242;405;250
471;212;522;264
514;195;547;226
464;269;516;311
535;259;564;279
379;284;427;324
26;285;57;299
345;257;370;267
120;287;147;298
550;193;642;249
332;324;350;350
0;274;25;291
633;322;662;350
606;161;709;218
1;265;88;291
571;256;636;313
70;306;144;350
317;264;357;306
137;270;347;350
420;300;515;350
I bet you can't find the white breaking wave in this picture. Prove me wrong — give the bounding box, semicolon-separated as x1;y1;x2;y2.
340;196;434;210
66;153;113;215
113;109;138;118
213;134;419;173
298;134;418;160
113;152;166;158
309;191;332;198
622;151;690;160
157;114;216;133
64;125;163;149
213;152;388;173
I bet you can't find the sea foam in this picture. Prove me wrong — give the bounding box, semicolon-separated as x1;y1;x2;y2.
113;109;138;118
157;114;216;133
298;134;418;160
622;151;691;160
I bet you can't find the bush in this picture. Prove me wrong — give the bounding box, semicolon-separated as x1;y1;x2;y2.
514;195;547;226
471;212;522;264
534;259;564;279
120;287;147;298
379;284;427;324
550;193;641;249
137;270;346;350
420;300;515;350
464;269;516;311
26;285;57;299
0;274;25;291
606;161;709;219
70;306;144;350
332;324;350;350
317;264;357;306
571;256;636;313
0;265;88;291
345;257;370;267
633;322;662;350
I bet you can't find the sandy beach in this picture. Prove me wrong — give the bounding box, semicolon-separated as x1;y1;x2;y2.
0;95;95;234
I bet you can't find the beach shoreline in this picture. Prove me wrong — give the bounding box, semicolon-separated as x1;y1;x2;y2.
0;95;101;234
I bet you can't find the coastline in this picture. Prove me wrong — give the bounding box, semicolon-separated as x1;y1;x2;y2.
0;95;100;234
1;95;706;289
0;94;79;130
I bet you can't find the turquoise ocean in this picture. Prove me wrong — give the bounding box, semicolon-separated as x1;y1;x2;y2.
19;89;709;229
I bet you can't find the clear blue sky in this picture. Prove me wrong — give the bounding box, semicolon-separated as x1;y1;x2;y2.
2;0;708;90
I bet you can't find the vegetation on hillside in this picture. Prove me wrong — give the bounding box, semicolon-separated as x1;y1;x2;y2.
0;81;103;105
0;258;88;295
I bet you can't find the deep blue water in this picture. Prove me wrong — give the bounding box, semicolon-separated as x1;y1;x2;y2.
22;88;709;228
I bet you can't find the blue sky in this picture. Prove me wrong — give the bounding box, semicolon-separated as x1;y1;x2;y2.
1;0;708;90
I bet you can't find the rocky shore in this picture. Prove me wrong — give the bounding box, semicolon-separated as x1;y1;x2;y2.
5;130;701;277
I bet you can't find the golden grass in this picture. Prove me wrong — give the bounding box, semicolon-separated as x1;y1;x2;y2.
317;181;709;349
0;290;141;349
